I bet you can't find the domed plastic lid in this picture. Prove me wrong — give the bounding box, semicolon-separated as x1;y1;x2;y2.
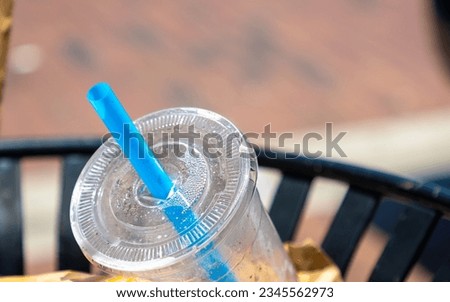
70;108;257;275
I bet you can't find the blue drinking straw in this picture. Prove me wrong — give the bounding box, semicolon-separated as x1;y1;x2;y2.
87;82;173;199
86;82;235;281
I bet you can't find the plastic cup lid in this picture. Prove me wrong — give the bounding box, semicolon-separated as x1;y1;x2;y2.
70;108;257;274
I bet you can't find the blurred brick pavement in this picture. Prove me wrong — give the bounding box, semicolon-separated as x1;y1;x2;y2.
2;0;449;137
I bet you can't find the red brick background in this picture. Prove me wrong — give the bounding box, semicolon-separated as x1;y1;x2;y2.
2;0;449;137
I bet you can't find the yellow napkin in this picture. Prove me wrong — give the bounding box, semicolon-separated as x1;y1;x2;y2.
285;239;343;282
0;270;148;282
0;239;342;282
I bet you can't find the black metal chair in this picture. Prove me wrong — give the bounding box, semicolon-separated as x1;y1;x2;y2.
260;148;450;282
0;138;102;275
0;138;449;281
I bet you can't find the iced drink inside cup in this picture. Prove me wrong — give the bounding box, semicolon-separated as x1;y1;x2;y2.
71;93;296;281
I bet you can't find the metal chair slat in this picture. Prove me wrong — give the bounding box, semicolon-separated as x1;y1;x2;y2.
0;158;23;275
58;154;91;272
269;174;312;242
321;187;379;276
369;205;440;281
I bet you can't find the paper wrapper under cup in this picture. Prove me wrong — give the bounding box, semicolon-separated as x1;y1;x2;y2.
0;270;149;282
0;239;343;282
285;239;343;282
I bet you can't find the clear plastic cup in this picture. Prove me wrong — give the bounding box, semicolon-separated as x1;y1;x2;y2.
70;108;297;281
